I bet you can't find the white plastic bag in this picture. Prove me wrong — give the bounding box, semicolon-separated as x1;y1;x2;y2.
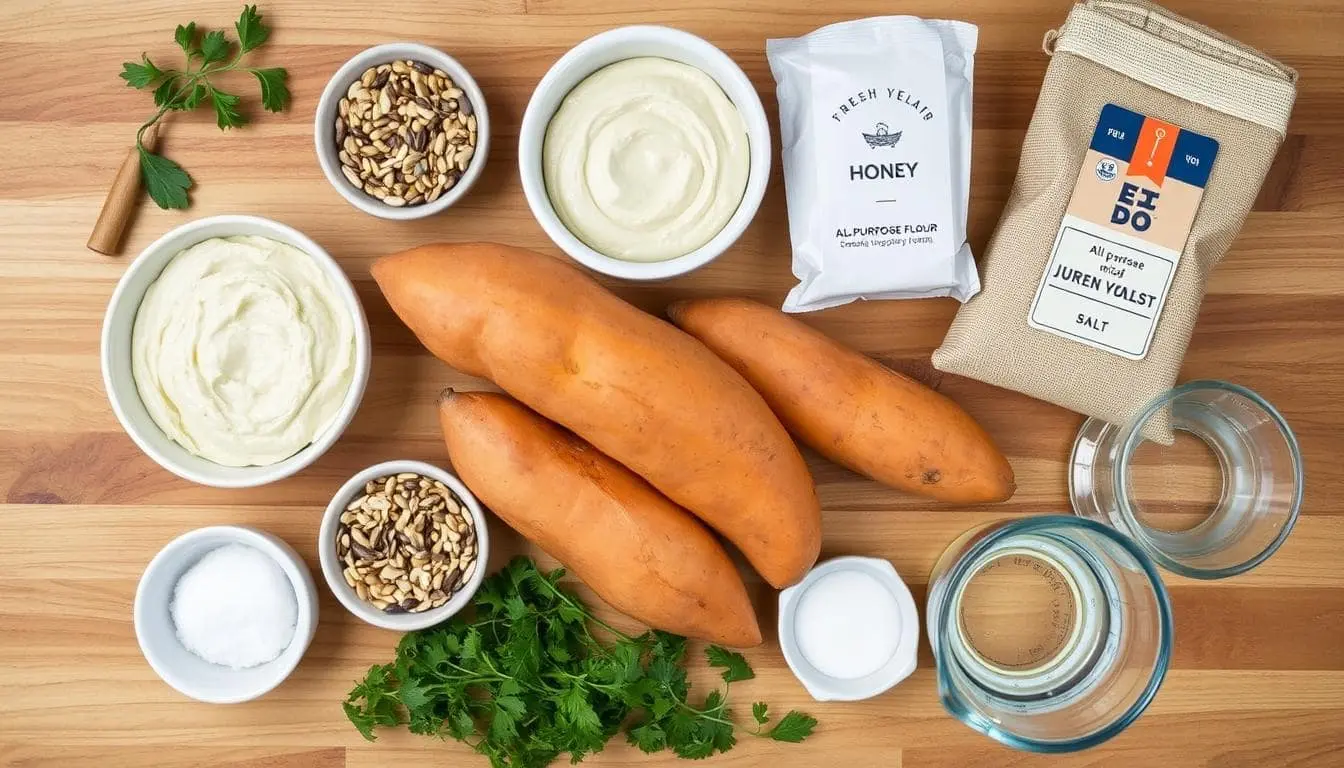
768;17;979;313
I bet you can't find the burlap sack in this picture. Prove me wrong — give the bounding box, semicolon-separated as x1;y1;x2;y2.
932;0;1296;441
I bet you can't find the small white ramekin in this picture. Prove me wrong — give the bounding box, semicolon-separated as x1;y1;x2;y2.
134;525;318;704
318;460;491;632
314;42;490;220
518;25;771;281
778;556;920;702
100;214;371;488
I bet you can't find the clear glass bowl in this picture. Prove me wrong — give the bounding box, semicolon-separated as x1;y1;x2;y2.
1070;380;1303;578
927;516;1173;753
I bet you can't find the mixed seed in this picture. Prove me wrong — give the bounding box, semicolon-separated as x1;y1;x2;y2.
336;472;478;613
335;59;479;207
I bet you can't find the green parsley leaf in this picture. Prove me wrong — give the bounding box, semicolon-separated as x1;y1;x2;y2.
181;82;208;110
446;707;476;740
342;664;403;742
705;645;754;683
199;29;230;65
767;711;818;743
151;77;186;109
752;701;769;726
558;684;602;736
121;55;166;89
120;6;289;209
235;4;270;53
174;23;198;57
627;719;667;753
210;87;245;128
138;149;191;209
490;696;523;744
341;556;818;765
251;67;290;112
396;678;432;711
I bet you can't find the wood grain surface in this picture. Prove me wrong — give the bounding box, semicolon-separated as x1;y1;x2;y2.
2;0;1342;766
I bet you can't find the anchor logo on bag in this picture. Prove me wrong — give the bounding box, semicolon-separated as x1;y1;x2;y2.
862;122;902;148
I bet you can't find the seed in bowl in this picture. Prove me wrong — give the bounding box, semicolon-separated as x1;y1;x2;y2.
335;60;479;207
336;472;478;613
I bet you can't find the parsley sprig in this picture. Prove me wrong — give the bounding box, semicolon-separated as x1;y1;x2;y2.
344;558;817;767
119;5;290;209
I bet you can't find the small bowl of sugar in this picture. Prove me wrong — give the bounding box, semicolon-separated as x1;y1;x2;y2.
134;525;318;704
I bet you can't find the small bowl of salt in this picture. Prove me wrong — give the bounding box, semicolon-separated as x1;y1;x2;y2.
134;526;318;704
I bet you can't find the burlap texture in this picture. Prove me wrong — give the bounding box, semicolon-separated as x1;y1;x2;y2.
932;0;1296;442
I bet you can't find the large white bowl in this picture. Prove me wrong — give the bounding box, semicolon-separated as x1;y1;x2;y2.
318;460;491;632
101;215;371;488
315;42;490;220
134;525;318;704
519;26;771;281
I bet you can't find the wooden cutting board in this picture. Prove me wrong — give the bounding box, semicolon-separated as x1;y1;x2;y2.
1;0;1341;766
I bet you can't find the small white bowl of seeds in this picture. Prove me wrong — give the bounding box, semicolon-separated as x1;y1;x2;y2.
314;42;489;219
318;459;490;631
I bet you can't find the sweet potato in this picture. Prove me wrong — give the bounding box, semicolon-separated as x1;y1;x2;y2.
373;243;820;588
438;391;762;647
668;298;1015;503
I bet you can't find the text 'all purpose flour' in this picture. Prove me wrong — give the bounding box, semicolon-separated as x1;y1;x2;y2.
768;17;979;313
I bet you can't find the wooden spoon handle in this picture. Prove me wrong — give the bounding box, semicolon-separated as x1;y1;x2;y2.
87;123;159;255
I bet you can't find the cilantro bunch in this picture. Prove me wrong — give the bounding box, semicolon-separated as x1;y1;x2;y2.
119;5;290;209
345;558;816;767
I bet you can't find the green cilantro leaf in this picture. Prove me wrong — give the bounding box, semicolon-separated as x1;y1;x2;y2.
174;23;198;57
138;149;191;209
251;67;290;112
752;701;769;726
706;645;754;683
235;4;270;53
120;55;166;89
199;29;230;65
767;711;818;743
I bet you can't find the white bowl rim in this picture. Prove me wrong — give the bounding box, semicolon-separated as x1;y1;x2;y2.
100;214;371;488
518;24;771;281
133;525;318;704
314;41;491;220
318;459;491;631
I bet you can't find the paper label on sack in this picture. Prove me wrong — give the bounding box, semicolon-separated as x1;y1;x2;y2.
1028;103;1219;360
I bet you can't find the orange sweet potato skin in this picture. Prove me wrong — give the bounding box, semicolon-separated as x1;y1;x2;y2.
439;390;762;647
373;243;820;588
668;298;1016;504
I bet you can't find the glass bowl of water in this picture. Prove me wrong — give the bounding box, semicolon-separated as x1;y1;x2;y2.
1070;380;1303;578
927;516;1173;752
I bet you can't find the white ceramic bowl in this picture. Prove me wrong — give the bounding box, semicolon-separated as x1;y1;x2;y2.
778;556;920;702
101;214;371;488
318;460;490;631
519;25;770;281
315;42;490;220
134;526;318;704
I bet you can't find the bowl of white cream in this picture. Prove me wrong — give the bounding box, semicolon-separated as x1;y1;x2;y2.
519;26;771;281
102;215;371;487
